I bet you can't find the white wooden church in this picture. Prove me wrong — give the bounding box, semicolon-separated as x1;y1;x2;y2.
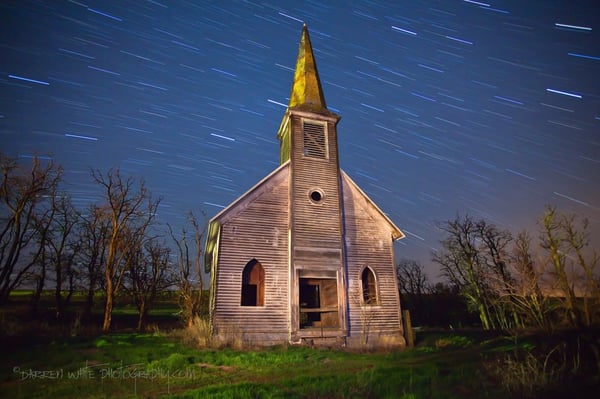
204;24;406;349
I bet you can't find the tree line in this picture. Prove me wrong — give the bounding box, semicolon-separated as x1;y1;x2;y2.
4;153;598;334
0;154;205;331
397;210;599;331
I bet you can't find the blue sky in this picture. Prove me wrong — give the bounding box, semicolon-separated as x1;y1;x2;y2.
2;0;599;280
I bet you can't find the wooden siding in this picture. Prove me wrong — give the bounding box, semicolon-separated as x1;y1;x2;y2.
289;114;343;251
208;24;405;348
212;167;290;339
341;174;404;343
288;112;348;339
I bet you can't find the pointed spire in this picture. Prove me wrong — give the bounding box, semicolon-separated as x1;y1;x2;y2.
288;24;328;113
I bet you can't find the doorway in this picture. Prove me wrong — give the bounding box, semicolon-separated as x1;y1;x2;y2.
299;278;339;329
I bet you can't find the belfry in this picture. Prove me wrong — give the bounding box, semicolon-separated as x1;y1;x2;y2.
205;24;405;348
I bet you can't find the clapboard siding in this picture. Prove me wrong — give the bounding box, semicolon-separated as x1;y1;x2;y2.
342;174;404;341
212;169;290;337
290;116;343;249
208;25;404;348
286;112;348;341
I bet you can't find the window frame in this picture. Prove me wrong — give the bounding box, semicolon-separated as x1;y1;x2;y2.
360;266;379;306
240;259;265;307
301;118;328;159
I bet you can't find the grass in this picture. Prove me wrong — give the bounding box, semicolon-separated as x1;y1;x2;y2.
0;331;509;399
2;292;598;398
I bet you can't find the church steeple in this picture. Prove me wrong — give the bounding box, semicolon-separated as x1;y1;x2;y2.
288;24;328;113
278;24;339;164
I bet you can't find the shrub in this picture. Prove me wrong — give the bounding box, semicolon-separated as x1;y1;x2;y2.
172;315;212;348
490;342;576;398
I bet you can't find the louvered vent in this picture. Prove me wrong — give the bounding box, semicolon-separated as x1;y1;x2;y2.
303;121;326;158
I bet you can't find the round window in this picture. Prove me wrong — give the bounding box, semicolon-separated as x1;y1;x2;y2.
309;189;324;203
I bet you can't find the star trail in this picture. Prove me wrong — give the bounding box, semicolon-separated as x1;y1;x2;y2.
1;0;598;279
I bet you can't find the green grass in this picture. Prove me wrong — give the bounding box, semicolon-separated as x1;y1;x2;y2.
2;290;183;334
0;332;508;399
2;292;597;398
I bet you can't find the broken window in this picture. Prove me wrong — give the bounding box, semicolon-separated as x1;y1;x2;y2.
361;267;378;305
302;120;327;158
241;259;265;306
299;277;339;328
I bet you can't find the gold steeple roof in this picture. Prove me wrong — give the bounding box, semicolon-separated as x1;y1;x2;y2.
288;24;329;113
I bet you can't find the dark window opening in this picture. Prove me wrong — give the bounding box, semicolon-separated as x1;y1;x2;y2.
361;267;378;305
241;259;265;306
309;190;323;202
303;121;326;158
299;278;339;328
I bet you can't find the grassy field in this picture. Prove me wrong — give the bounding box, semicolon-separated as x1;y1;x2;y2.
5;329;598;399
1;331;505;399
1;292;598;398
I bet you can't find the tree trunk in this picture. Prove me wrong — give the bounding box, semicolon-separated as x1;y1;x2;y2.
55;261;63;319
137;301;147;332
65;266;75;308
31;262;46;315
102;295;113;332
83;273;96;320
102;277;114;332
83;286;94;320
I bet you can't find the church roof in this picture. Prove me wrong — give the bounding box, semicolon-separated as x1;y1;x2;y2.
204;165;403;271
341;171;404;241
288;24;330;114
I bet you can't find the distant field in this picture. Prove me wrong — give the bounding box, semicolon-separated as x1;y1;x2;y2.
1;290;185;330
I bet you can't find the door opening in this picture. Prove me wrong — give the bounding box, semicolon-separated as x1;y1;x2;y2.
299;278;339;329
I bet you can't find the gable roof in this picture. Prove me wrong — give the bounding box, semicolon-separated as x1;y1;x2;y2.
208;160;290;224
341;170;405;241
204;164;403;274
204;161;290;274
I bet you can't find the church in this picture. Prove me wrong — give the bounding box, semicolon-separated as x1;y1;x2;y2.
204;24;406;349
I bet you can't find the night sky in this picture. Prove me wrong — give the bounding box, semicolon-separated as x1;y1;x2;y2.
2;1;599;280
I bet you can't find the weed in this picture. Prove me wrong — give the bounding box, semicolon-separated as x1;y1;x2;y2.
172;315;212;348
147;352;192;372
434;335;473;349
490;342;577;398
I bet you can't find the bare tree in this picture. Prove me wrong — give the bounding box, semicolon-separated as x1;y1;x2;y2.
29;199;57;314
76;205;110;320
396;259;431;296
396;259;432;329
124;238;174;331
540;206;599;327
560;212;600;326
92;168;159;332
474;220;522;329
348;283;377;351
434;215;495;329
0;154;61;303
433;215;521;329
168;212;207;327
43;195;79;319
540;206;580;327
504;231;551;330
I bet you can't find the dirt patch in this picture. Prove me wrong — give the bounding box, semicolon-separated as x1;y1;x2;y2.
196;363;236;372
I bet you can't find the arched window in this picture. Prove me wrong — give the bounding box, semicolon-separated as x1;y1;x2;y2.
361;266;378;305
241;259;265;306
